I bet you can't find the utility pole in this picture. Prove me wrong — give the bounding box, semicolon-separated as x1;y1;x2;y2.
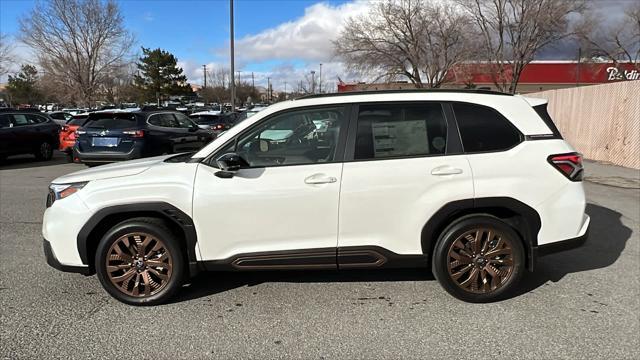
310;71;316;94
202;64;207;88
319;63;322;93
267;77;271;103
284;81;287;100
230;0;235;111
251;72;255;92
576;47;582;87
237;70;242;86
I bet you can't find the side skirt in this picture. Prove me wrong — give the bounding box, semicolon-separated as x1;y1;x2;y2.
201;246;429;272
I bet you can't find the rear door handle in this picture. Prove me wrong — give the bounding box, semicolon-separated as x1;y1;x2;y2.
304;173;337;184
431;166;463;176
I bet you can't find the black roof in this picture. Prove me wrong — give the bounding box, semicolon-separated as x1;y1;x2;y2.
296;88;512;100
0;108;43;113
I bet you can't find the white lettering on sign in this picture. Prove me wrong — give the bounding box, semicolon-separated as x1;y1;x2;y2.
606;67;640;81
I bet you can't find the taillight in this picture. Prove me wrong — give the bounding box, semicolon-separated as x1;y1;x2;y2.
123;130;144;138
548;152;583;181
213;124;224;130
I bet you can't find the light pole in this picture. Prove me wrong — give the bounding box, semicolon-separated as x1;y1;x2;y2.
284;81;287;100
310;70;316;94
202;64;207;88
319;63;322;93
230;0;235;111
267;77;271;103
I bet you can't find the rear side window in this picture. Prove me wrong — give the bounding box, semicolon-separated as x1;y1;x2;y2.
10;114;30;126
26;114;48;124
533;103;562;138
67;117;88;126
148;114;176;127
190;115;221;125
452;103;521;153
354;103;448;160
84;114;138;129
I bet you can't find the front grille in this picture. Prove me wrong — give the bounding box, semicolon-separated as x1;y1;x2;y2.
46;190;55;208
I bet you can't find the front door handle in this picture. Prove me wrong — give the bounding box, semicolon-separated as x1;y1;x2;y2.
304;173;337;184
431;166;463;176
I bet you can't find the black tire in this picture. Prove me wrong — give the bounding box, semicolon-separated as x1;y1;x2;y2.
95;217;185;305
34;141;54;161
432;215;525;303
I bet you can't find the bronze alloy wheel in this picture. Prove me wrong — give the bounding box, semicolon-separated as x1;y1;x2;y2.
447;227;515;294
106;232;173;297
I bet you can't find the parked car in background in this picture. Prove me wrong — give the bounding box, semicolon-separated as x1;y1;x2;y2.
189;111;238;135
59;115;90;158
0;109;60;161
62;108;86;115
48;111;74;126
245;106;267;118
73;110;214;166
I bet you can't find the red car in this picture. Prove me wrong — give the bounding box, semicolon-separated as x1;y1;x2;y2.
59;114;89;155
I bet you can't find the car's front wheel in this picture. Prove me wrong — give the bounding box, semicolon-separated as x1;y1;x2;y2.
95;218;185;305
432;215;525;303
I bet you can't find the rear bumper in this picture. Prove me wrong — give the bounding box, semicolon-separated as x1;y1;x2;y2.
73;146;142;163
43;239;91;275
534;214;590;257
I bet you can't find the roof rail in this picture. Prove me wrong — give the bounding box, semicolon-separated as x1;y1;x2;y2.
296;88;511;100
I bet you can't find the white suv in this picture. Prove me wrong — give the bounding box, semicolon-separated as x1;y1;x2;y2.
42;90;589;305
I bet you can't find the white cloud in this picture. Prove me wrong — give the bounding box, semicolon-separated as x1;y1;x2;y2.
232;0;371;63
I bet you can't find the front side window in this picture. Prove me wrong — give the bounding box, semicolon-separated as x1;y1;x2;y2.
233;106;344;167
354;103;448;160
453;103;521;153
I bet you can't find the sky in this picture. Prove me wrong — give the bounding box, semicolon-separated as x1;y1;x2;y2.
0;0;634;91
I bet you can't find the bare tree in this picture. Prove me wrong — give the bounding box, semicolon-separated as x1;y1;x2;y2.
457;0;586;93
575;2;639;70
19;0;135;106
0;33;15;78
334;0;474;88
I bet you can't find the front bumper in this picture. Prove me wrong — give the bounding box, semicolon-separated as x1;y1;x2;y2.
43;239;91;275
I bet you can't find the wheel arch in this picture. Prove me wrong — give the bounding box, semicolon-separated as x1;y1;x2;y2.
77;202;199;276
421;197;541;271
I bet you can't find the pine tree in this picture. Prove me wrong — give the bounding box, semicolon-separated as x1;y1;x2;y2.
133;47;193;103
6;64;42;106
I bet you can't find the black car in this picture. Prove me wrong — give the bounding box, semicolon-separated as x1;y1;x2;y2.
0;109;60;162
47;111;73;125
73;110;214;166
189;112;238;135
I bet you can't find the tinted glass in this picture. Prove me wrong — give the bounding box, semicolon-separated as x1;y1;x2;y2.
148;113;176;127
84;114;138;129
190;115;222;125
175;113;195;128
354;103;447;160
10;114;30;126
453;103;521;153
26;114;47;124
533;104;562;138
67;117;88;126
236;107;344;167
0;114;10;128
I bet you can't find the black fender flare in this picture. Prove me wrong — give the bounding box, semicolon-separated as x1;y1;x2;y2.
77;202;199;274
421;197;541;271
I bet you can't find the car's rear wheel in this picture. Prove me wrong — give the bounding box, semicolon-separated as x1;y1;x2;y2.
432;215;525;303
95;218;185;305
34;141;53;161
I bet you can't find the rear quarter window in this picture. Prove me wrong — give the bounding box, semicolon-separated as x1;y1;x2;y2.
533;103;562;138
452;103;522;153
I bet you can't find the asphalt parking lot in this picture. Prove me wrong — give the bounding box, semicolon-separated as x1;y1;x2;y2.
0;152;638;359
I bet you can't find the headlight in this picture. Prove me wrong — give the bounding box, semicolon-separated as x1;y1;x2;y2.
47;182;88;207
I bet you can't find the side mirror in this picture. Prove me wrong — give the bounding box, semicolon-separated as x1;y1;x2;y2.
215;152;249;178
